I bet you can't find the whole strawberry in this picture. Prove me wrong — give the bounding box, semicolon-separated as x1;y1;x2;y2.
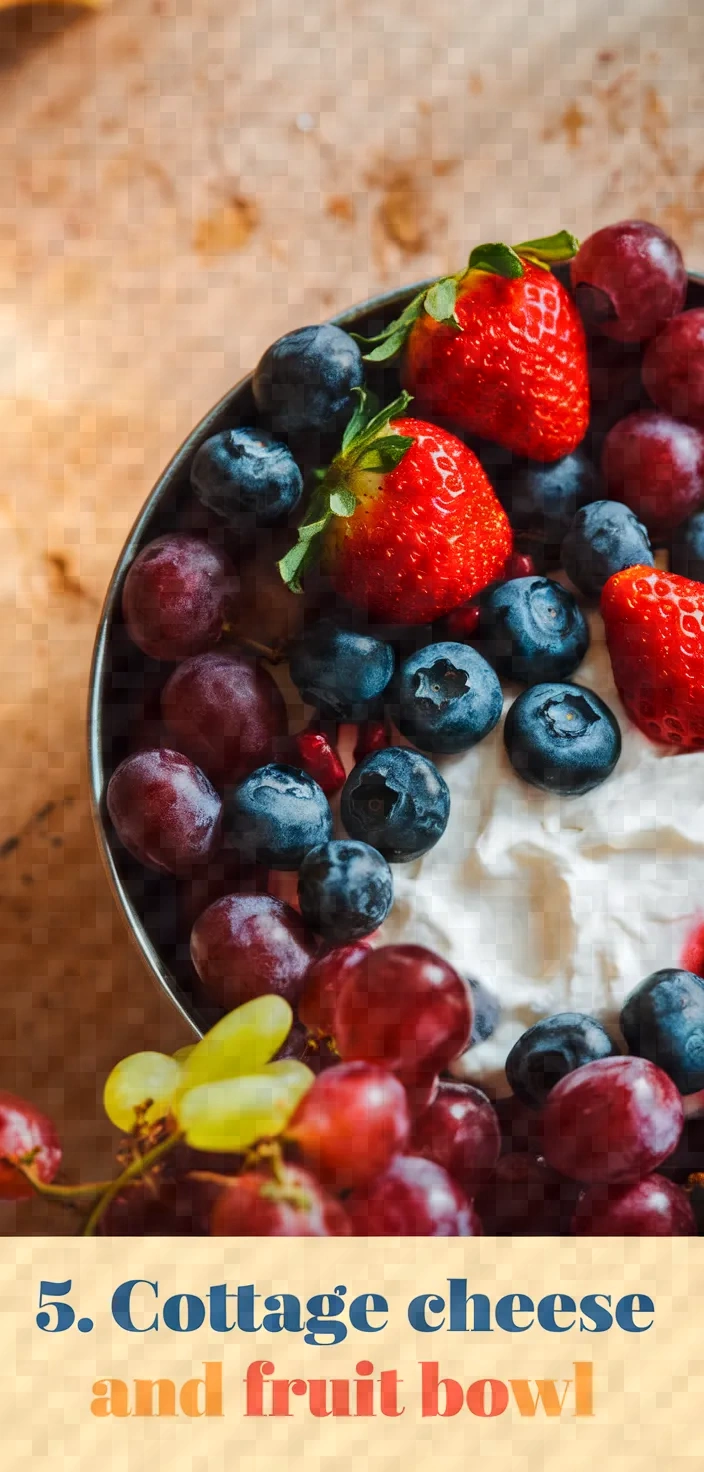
278;390;512;624
356;233;589;464
601;565;704;750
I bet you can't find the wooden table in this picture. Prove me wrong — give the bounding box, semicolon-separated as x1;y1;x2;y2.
1;0;702;1230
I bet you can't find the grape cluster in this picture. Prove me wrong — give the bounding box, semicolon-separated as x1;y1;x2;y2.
0;975;699;1234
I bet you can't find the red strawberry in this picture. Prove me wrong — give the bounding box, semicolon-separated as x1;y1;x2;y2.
356;233;589;463
601;565;704;749
278;390;512;624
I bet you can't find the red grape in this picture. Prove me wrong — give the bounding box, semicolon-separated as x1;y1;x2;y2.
602;410;704;533
285;1061;410;1189
210;1164;351;1236
541;1056;684;1184
179;852;268;931
334;944;473;1088
642;309;704;430
495;1094;544;1157
406;1071;440;1117
273;1022;339;1074
98;1175;224;1235
298;941;371;1038
346;1154;481;1236
122;534;233;661
0;1092;62;1201
161;650;287;785
411;1081;500;1192
503;551;538;580
572;1174;696;1236
476;1152;578;1236
190;893;316;1011
107;749;223;876
571;220;687;343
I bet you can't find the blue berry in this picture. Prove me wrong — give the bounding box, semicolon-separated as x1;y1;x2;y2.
506;1012;618;1108
253;324;363;435
224;763;333;870
504;681;621;795
341;747;450;862
297;839;394;942
467;976;501;1045
487;447;601;546
190;427;303;528
289;620;395;721
561;500;654;598
671;510;704;583
390;641;502;754
620;969;704;1096
478;577;589;685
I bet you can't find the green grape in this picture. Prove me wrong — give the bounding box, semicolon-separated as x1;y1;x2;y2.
103;1052;182;1132
172;1045;196;1064
176;1061;313;1152
177;996;293;1096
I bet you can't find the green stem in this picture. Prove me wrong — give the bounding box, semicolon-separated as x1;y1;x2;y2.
4;1157;114;1203
82;1131;184;1237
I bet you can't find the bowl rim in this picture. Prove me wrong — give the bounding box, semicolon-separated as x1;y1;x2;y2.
87;269;704;1039
87;279;433;1037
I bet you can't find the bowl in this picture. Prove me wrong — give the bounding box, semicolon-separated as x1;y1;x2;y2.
87;269;704;1040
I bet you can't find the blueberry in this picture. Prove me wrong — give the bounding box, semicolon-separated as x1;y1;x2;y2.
389;641;501;754
190;427;303;528
253;324;364;435
224;763;333;870
297;838;394;942
561;500;654;598
506;1012;618;1108
478;577;589;685
671;510;704;583
467;976;501;1045
341;747;450;862
620;968;704;1096
504;681;621;795
486;448;601;548
289;620;395;721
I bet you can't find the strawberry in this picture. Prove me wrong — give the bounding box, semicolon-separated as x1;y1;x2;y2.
355;233;589;463
278;389;512;624
601;565;704;749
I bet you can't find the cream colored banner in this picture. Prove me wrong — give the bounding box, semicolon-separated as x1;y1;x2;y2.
0;1239;701;1471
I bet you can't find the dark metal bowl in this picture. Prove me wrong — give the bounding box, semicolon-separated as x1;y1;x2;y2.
87;270;704;1039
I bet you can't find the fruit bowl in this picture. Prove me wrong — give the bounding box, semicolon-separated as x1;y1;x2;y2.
88;262;704;1047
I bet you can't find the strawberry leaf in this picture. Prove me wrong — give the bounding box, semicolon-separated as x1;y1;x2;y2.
362;327;411;363
341;386;380;452
349;390;412;451
329;486;357;516
423;276;459;324
467;243;525;279
278;536;322;594
515;230;580;265
351;287;428;360
357;434;415;472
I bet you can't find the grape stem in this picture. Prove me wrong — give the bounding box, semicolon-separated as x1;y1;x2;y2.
221;626;289;664
244;1139;287;1183
81;1130;185;1237
5;1160;114;1202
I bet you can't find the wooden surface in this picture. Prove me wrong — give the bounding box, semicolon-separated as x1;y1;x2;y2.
0;0;702;1231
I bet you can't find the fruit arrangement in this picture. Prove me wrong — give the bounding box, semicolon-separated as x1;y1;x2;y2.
10;218;704;1236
